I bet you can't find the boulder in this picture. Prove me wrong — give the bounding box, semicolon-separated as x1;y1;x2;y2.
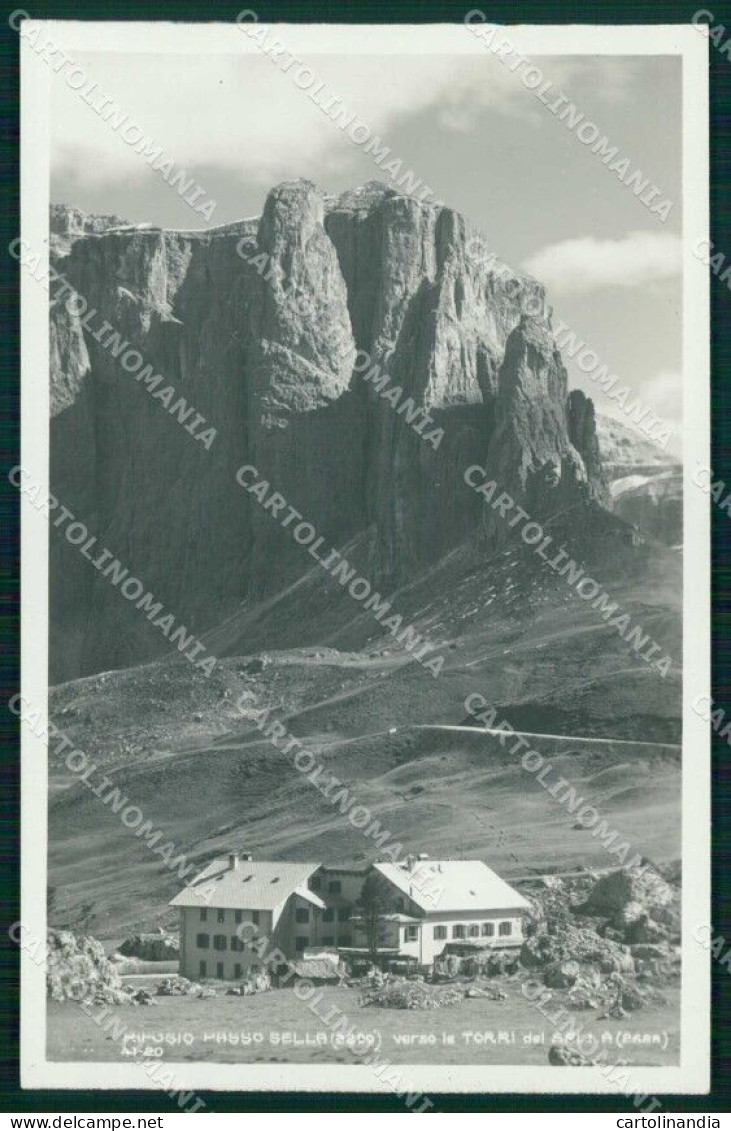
567;992;600;1011
520;934;561;968
549;1044;596;1067
619;983;646;1012
465;984;508;1000
445;955;461;978
623;915;667;945
611;900;645;929
485;952;518;977
629;943;671;961
519;937;545;967
652;904;681;934
521;922;633;976
45;931;162;1006
580;869;674;917
600;976;646;1015
598;949;635;975
156;975;196;997
131;989;157;1006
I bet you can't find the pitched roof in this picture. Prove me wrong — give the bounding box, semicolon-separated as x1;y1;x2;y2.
350;913;420;924
294;885;326;910
170;859;320;911
374;860;531;914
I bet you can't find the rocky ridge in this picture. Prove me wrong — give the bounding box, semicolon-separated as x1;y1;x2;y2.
51;182;610;680
597;415;682;546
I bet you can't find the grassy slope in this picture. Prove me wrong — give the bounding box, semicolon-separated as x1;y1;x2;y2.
46;983;681;1067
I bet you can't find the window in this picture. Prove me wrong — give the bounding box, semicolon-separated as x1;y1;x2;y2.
433;925;447;940
328;880;341;894
468;923;480;938
499;921;512;937
199;960;206;977
213;934;227;951
234;963;242;979
196;933;210;949
482;922;495;937
231;936;244;952
252;910;260;925
323;936;334;946
235;910;243;924
404;925;418;942
452;924;465;939
216;962;224;979
323;908;335;922
199;908;208;922
337;907;350;922
295;936;307;951
311;876;322;891
337;935;352;947
396;897;405;911
217;909;225;923
296;908;310;924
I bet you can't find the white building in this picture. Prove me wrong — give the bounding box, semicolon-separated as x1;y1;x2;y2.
170;852;529;979
170;856;366;980
357;857;531;965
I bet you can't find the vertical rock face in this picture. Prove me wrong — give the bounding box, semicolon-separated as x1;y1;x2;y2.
243;181;361;593
490;318;580;490
249;181;355;418
477;320;609;543
323;183;548;581
49;222;255;677
49;181;606;681
568;389;605;488
50;204;128;256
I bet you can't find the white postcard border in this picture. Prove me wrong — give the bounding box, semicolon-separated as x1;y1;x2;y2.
19;19;710;1096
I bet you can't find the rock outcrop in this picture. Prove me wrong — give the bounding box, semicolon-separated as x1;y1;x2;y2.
47;929;155;1006
579;867;674;917
49;181;607;681
50;203;129;256
596;415;682;546
568;389;605;487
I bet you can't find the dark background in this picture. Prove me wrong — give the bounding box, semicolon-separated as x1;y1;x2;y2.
0;0;727;1114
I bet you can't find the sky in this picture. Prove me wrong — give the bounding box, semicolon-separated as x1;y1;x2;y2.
50;49;683;454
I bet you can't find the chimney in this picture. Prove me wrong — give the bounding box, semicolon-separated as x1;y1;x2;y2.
417;853;429;860
229;852;239;870
405;854;417;872
241;852;252;861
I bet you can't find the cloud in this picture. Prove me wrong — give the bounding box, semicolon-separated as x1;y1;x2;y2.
641;370;683;428
50;52;521;190
49;48;633;193
521;231;682;295
642;370;683;457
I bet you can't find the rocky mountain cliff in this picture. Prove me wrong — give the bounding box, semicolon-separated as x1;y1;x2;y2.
50;182;610;682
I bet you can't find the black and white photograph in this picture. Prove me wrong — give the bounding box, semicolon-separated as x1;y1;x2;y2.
14;15;711;1105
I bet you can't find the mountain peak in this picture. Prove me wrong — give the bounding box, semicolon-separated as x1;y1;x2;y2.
48;188;607;680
